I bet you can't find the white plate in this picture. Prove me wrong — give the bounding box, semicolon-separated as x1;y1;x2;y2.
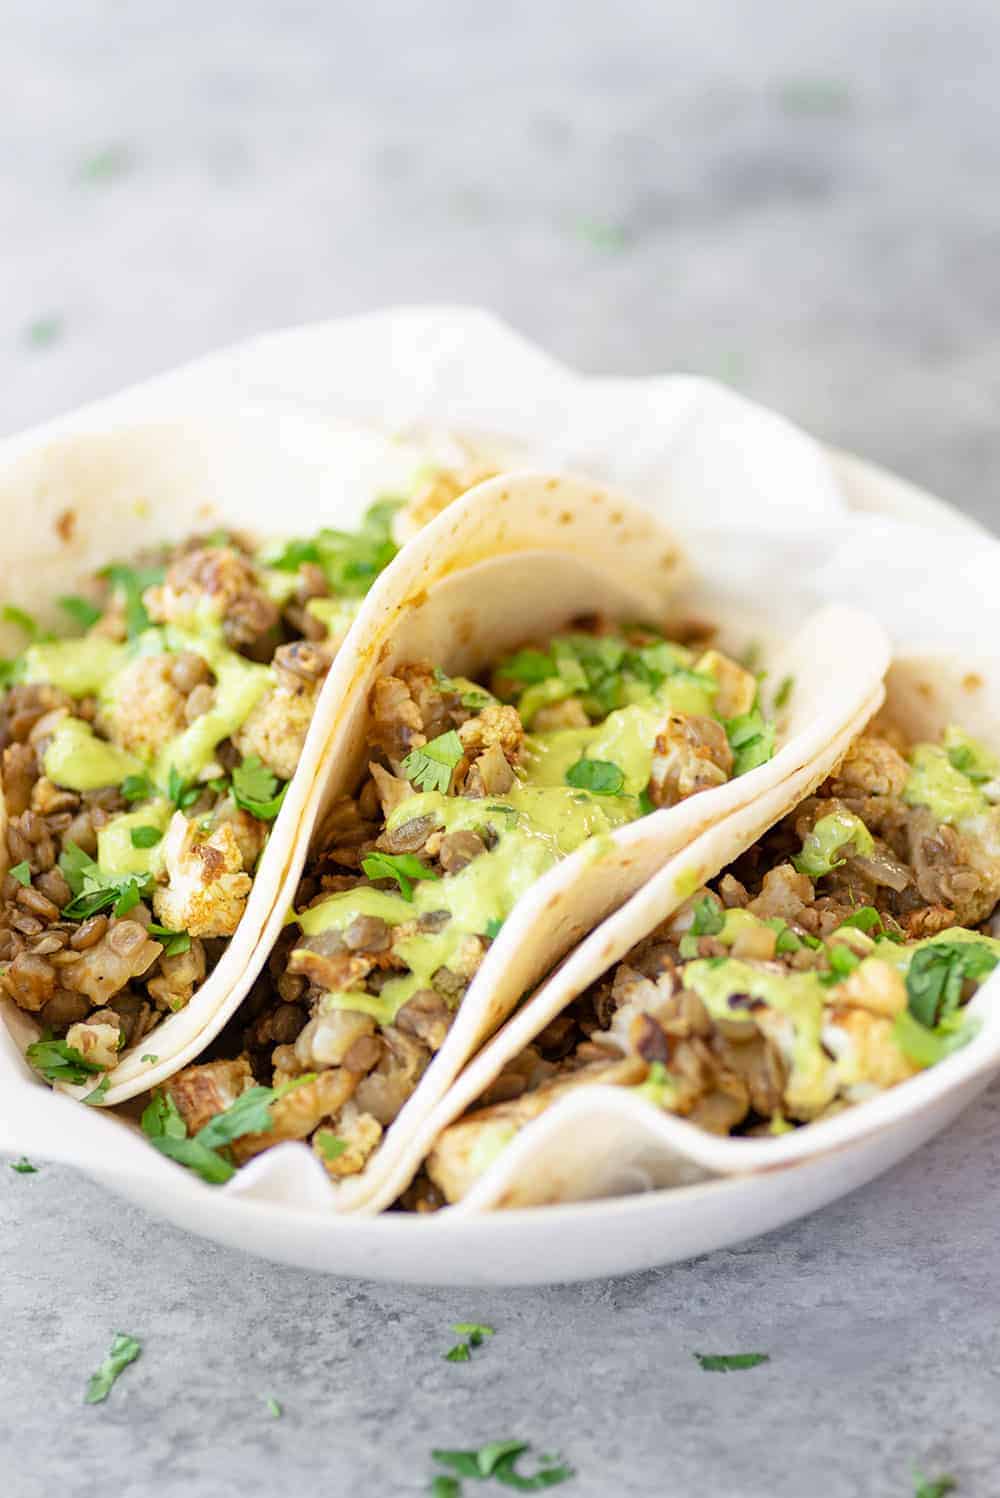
0;315;990;1284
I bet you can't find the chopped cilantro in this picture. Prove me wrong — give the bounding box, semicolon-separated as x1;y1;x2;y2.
23;316;63;349
78;143;133;183
57;594;103;631
838;906;882;934
432;1442;572;1491
9;1157;38;1173
362;851;439;902
690;896;724;937
444;1343;471;1363
311;498;401;597
497;648;556;685
8;860;31;886
84;1333;141;1404
315;1130;347;1162
906;941;999;1028
638;787;654;816
141;1081;303;1184
564;758;624;796
265;1396;282;1419
484;917;504;940
822;944;861;986
99;562;164;639
267;537;321;572
166;765;202;811
231;755;288;820
724;707;775;777
1;604;47;640
148;924;191;957
121;773;155;804
130;825;162;850
454;1322;495;1343
678;933;700;959
914;1472;956;1498
576;219;628;252
140;1054;159;1064
82;1075;110;1106
26;1037;103;1086
431;1479;462;1498
402;731;464;795
773;675;795;709
695;1351;770;1372
59;841;152;921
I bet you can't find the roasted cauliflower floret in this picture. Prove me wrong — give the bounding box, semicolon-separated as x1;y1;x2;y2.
153;812;253;938
96;656;189;759
66;1014;121;1071
648;712;733;807
147;938;207;1012
830;735;909;798
457;703;524;762
312;1100;383;1178
166;1055;257;1135
232;680;319;782
823;1006;919;1093
145;546;279;647
834;956;907;1017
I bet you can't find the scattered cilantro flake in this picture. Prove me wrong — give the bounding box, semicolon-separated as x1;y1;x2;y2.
130;825;162;850
315;1130;347;1162
84;1333;141;1404
402;731;464;795
2;604;46;640
776;78;852;115
23;316;64;349
773;675;794;709
432;1443;572;1491
454;1322;494;1343
265;1396;282;1419
444;1343;471;1363
690;896;724;937
564;758;624;796
267;537;321;571
9;1157;38;1173
166;765;202;811
906;941;999;1029
725;707;775;777
148;924;191;957
498;648;556;685
82;1075;110;1105
838;906;882;935
26;1038;103;1087
914;1472;956;1498
57;594;103;631
141;1082;297;1184
362;851;438;902
822;944;861;985
99;561;164;638
695;1351;770;1372
59;835;154;922
576;219;628;251
484;918;504;941
231;755;288;820
312;499;401;597
121;773;155;804
140;1054;159;1064
8;860;31;887
431;1479;462;1498
478;1441;529;1478
78;143;134;182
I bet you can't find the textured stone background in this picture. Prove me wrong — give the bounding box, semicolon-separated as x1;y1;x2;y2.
3;2;999;1494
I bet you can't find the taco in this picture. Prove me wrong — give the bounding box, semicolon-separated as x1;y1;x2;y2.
135;474;888;1209
0;430;504;1103
415;694;1000;1211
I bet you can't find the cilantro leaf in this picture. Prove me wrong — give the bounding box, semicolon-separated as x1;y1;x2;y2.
838;906;882;934
914;1472;956;1498
58;840;152;921
454;1322;495;1344
57;594;103;631
267;537;321;572
484;917;504;940
141;1082;292;1184
140;1054;159;1064
121;773;155;804
695;1351;770;1371
497;648;556;684
402;731;464;795
166;765;202;811
313;499;401;597
821;944;861;986
9;1157;38;1173
690;896;724;937
444;1343;471;1363
8;860;31;886
99;562;165;639
773;675;795;709
231;755;288;820
26;1038;103;1086
431;1479;462;1498
84;1333;141;1404
196;1087;280;1149
1;604;46;641
362;851;439;901
724;707;775;777
148;923;191;957
433;1450;484;1479
82;1075;111;1105
315;1130;347;1161
130;825;162;849
564;757;625;796
906;941;999;1028
265;1396;282;1419
493;1448;573;1491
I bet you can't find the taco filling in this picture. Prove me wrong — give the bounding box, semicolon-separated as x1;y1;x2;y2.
143;621;772;1183
418;724;1000;1208
2;502;407;1077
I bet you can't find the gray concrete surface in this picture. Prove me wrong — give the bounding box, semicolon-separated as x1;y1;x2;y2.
3;2;1000;1493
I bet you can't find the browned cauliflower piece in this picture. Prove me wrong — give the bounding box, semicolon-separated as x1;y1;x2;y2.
166;1055;257;1135
649;713;733;807
153;813;252;937
457;704;524;762
95;656;188;759
231;1068;361;1162
824;1006;920;1092
830;735;910;798
147;938;207;1012
59;920;164;1005
834;956;907;1018
65;1013;121;1070
695;649;757;718
232;681;318;781
312;1100;383;1178
145;547;279;647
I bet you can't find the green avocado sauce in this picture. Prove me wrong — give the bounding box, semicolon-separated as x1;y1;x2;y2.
523;677;715;797
97;800;172;878
43;717;144;791
22;637;126;696
904;743;988;824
